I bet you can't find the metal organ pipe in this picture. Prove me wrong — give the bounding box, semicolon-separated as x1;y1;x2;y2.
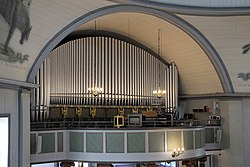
84;38;86;104
62;42;65;105
73;40;76;105
120;40;123;105
165;63;178;113
87;37;90;105
32;56;51;121
169;64;173;109
74;40;77;105
38;62;42;121
78;39;81;105
99;37;103;105
176;65;178;107
114;39;117;105
32;36;179;120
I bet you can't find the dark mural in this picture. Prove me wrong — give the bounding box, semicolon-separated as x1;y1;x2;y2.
238;73;250;81
0;0;32;63
242;43;250;54
240;44;250;82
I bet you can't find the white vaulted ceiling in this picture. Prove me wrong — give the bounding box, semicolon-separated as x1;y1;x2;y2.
2;0;239;95
76;12;223;95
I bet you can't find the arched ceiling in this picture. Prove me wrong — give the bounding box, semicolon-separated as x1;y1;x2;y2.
0;0;231;95
74;12;223;95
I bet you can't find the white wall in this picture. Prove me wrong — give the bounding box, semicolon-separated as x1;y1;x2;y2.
0;0;115;81
0;88;31;167
180;15;250;93
0;117;9;167
0;88;19;167
217;100;243;167
182;99;246;167
241;99;250;166
19;90;31;167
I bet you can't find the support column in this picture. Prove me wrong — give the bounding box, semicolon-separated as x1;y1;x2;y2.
19;89;31;167
220;100;243;167
241;99;250;166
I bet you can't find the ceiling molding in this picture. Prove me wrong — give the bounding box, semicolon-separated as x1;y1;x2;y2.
109;0;250;16
179;92;250;100
0;78;39;90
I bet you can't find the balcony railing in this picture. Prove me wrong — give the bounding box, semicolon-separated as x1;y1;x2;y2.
31;117;220;130
30;127;206;163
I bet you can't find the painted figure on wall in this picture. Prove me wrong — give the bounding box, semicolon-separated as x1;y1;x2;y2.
242;43;250;54
0;0;32;63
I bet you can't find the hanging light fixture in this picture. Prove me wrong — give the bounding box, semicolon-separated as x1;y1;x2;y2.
153;87;166;98
153;29;166;98
88;21;103;97
88;84;103;97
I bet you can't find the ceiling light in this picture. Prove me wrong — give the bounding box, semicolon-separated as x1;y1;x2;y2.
153;29;166;98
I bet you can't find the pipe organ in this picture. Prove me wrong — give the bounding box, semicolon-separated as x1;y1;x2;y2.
31;34;178;121
166;63;178;112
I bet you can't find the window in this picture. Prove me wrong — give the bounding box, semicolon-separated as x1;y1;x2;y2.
0;116;9;167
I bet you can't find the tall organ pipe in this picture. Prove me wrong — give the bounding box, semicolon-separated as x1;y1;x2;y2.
32;36;179;120
165;63;178;112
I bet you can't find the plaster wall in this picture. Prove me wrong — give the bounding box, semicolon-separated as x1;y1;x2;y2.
0;88;19;167
216;100;243;167
180;15;250;93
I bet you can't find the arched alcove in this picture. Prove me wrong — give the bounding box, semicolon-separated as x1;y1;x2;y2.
27;5;233;94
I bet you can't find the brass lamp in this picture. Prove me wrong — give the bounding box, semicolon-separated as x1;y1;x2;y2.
88;21;103;96
88;84;103;97
172;147;184;157
153;29;166;98
153;88;166;98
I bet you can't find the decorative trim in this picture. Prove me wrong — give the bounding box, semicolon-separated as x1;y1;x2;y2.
26;4;234;93
179;92;250;100
0;78;39;89
109;0;250;16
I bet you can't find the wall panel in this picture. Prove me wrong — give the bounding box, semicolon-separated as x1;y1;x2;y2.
0;88;19;167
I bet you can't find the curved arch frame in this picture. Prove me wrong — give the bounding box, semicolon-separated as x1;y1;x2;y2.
110;0;250;16
27;4;234;93
57;30;169;65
